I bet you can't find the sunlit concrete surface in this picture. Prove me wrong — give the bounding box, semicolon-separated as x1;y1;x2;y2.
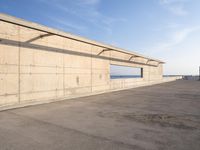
0;80;199;150
0;13;182;110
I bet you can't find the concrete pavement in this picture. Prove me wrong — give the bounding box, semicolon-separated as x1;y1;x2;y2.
0;80;200;150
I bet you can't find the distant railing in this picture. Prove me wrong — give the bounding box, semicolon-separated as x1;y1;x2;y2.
163;75;183;77
182;75;200;81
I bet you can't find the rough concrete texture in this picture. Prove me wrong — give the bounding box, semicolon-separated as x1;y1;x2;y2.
0;80;199;150
0;13;183;110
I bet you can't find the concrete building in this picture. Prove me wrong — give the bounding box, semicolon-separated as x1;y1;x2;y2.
0;13;181;110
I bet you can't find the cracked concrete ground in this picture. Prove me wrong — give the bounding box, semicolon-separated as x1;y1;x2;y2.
0;80;200;150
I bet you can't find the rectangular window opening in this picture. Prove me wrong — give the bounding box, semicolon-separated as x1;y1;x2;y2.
110;64;143;79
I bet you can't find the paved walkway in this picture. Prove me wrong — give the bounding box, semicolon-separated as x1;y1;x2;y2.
0;80;200;150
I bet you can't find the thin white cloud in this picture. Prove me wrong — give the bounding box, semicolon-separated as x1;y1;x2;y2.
49;17;87;31
150;26;200;52
168;4;188;15
144;26;200;75
159;0;188;16
172;27;200;43
153;22;180;31
39;0;126;36
160;0;187;5
78;0;100;5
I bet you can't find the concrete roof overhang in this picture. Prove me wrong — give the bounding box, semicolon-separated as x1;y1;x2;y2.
0;13;165;67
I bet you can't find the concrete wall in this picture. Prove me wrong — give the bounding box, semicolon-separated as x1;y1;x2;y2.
0;14;181;110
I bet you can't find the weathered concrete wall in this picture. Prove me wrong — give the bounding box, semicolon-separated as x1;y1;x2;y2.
0;14;181;110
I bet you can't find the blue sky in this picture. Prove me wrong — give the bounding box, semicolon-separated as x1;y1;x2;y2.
0;0;200;75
